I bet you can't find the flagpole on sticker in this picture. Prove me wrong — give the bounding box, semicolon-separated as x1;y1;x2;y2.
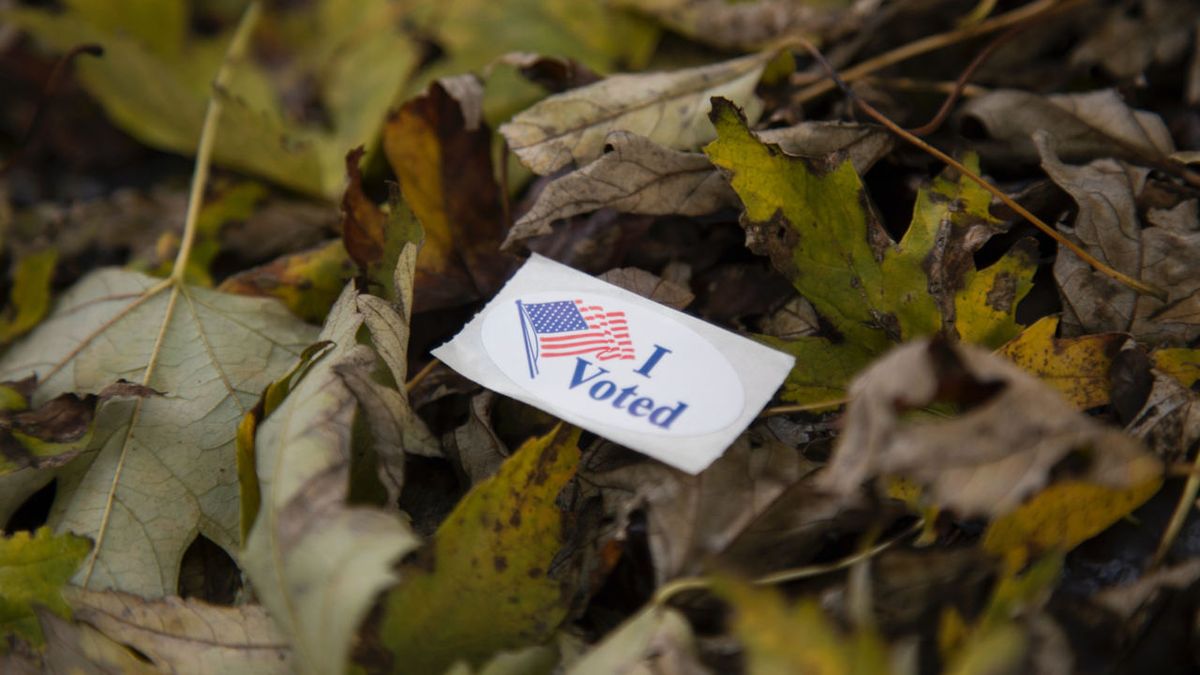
516;300;538;379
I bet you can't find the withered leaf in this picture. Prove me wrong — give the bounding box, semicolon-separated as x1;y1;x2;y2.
501;52;771;175
383;79;515;312
1040;134;1200;345
819;339;1161;517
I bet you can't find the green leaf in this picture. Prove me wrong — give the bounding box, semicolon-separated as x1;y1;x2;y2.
0;527;91;650
8;0;417;198
0;269;318;596
705;99;1035;403
375;425;583;674
240;285;420;675
0;248;57;346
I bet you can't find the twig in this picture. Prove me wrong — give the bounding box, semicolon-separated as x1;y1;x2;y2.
758;397;849;417
792;0;1084;105
405;357;440;392
652;519;924;606
795;38;1167;301
1154;449;1200;566
907;24;1027;137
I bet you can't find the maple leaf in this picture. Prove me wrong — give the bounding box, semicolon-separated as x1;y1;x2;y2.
705;98;1036;404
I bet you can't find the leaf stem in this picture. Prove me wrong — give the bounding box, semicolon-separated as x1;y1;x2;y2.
758;397;850;417
171;2;262;284
651;519;923;606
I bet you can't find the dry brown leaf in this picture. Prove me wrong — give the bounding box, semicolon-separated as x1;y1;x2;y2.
960;89;1174;165
504;132;736;249
1039;134;1200;345
819;339;1161;517
598;267;695;310
612;0;865;52
500;52;770;176
590;434;806;585
64;587;292;674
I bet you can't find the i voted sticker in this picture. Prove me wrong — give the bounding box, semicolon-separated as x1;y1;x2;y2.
433;255;795;474
480;292;744;436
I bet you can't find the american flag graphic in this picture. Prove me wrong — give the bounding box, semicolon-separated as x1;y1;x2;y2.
517;299;635;378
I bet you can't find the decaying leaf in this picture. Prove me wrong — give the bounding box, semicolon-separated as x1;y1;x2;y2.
613;0;864;52
505;132;737;248
820;339;1162;518
706;99;1034;404
501;52;772;176
505;121;890;251
0;527;90;650
7;0;418;197
64;586;292;674
1040;135;1200;345
718;579;892;675
0;269;317;596
240;285;420;675
592;434;805;585
341;150;425;305
383;79;514;312
1;380;158;475
217;240;356;324
372;425;584;673
566;606;707;675
998;316;1124;410
598;267;695;310
960;89;1175;166
0;248;56;346
35;609;159;674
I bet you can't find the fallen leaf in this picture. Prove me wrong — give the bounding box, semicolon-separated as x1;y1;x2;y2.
598;267;695;310
64;586;292;674
566;606;706;675
372;425;584;673
998;316;1124;410
1;380;157;475
0;528;90;650
819;339;1162;517
504;121;891;251
36;609;159;674
7;0;419;197
960;89;1175;166
1125;365;1200;461
217;240;356;323
1039;135;1200;345
613;0;863;52
240;285;420;675
1069;0;1198;81
505;132;737;249
982;479;1162;572
718;579;893;675
412;0;658;84
501;52;772;176
383;79;514;312
706;99;1034;404
591;434;804;585
0;248;56;346
0;269;317;596
1152;347;1200;388
443;392;510;485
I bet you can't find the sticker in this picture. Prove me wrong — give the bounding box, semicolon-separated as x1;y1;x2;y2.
433;255;795;474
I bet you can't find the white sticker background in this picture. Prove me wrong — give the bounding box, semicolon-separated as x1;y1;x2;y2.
433;255;795;474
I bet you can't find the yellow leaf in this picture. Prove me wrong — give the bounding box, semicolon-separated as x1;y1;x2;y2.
983;477;1162;572
377;425;583;673
1153;348;1200;388
998;316;1124;410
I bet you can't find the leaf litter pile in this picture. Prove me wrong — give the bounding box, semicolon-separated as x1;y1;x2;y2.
2;0;1200;672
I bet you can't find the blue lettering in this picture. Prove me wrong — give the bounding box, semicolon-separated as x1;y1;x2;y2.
589;381;617;400
649;401;688;429
633;345;672;378
628;397;654;417
569;358;609;389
